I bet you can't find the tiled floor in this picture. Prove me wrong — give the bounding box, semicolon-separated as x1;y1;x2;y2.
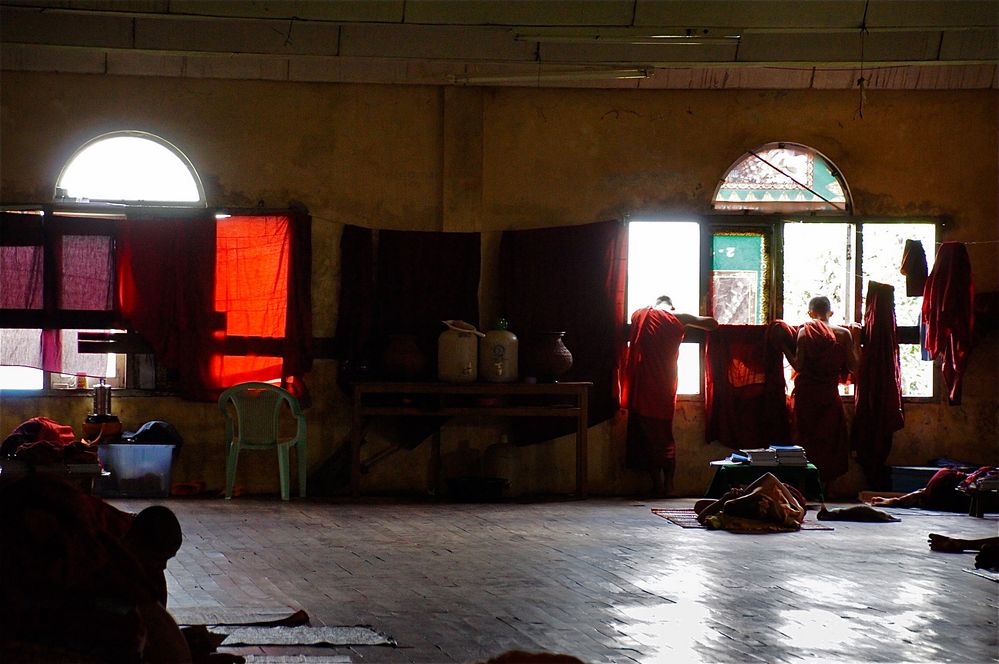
111;497;999;664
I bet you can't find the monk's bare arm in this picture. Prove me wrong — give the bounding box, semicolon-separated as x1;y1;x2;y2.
675;313;719;331
835;325;861;375
791;326;808;372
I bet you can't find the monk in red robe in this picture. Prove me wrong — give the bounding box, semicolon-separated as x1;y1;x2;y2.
787;296;861;485
622;295;718;497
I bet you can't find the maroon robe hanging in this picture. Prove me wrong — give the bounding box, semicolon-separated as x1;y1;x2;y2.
922;242;974;405
852;281;904;488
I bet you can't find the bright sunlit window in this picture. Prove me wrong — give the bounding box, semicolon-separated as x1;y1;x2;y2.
861;222;936;397
713;142;849;213
1;131;204;390
628;221;702;394
56;132;204;204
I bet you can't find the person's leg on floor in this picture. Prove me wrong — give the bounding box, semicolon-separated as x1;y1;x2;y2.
928;533;999;553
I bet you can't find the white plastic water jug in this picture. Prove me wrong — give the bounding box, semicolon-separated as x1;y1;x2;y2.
479;318;518;382
438;320;482;382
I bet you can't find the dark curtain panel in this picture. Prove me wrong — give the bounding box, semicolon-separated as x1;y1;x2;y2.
374;230;481;377
327;227;479;456
853;281;904;489
704;324;793;450
117;214;218;400
331;225;376;383
282;209;314;399
499;220;627;443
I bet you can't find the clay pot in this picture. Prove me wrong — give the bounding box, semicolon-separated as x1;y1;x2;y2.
380;334;427;380
523;331;573;382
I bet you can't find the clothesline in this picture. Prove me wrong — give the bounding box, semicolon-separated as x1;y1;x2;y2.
935;239;998;245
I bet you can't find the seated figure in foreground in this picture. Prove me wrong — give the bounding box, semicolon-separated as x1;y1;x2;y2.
0;473;242;663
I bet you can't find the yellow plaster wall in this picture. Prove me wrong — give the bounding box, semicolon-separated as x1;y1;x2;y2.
1;73;996;497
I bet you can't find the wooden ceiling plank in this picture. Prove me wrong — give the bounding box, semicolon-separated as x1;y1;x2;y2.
939;29;999;61
866;0;999;29
166;1;405;22
340;24;535;62
540;42;738;65
404;0;635;26
134;15;341;56
1;6;133;48
738;30;947;63
634;0;868;29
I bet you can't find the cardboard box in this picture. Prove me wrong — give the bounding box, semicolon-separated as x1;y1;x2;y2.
95;444;175;498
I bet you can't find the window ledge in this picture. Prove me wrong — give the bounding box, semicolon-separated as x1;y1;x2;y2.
0;388;177;398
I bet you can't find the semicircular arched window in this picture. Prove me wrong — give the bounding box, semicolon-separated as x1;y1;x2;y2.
55;131;205;206
713;142;850;213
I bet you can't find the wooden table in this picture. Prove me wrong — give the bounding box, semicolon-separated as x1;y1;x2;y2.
350;381;591;498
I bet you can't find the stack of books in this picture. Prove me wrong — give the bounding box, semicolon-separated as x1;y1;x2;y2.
770;445;809;466
740;448;780;466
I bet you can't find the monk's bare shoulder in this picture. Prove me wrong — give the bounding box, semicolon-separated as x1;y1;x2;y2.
830;325;853;345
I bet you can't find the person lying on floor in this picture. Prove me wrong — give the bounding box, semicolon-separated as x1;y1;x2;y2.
928;533;999;571
693;472;807;532
865;465;996;512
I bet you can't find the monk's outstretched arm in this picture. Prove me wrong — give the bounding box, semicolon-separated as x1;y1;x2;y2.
675;312;719;331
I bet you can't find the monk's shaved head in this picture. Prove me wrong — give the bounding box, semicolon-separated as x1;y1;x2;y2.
808;296;831;316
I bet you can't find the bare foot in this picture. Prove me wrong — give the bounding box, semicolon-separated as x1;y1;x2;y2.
868;496;898;507
928;533;969;552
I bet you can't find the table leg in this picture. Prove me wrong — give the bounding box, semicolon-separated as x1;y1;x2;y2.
430;431;442;498
350;391;362;497
576;386;588;499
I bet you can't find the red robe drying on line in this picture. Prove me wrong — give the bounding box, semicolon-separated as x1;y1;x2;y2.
922;242;974;405
792;320;852;483
852;281;904;487
704;325;794;449
621;307;686;470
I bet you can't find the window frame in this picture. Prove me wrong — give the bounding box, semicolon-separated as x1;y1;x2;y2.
1;204;300;395
54;130;207;207
626;214;940;402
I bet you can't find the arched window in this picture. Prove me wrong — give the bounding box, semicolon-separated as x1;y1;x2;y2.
55;131;205;205
3;130;309;396
628;142;933;399
713;142;850;214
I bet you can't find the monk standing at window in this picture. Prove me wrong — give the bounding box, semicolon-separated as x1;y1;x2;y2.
787;296;861;487
623;295;718;497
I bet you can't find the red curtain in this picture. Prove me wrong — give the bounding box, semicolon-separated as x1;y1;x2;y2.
117;214;217;396
704;324;793;450
922;241;974;405
211;215;289;386
499;220;627;439
117;212;311;400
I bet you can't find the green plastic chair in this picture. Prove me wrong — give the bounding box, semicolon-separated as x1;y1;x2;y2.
218;382;307;501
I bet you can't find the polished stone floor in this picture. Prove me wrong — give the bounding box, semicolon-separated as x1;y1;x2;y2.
110;497;999;664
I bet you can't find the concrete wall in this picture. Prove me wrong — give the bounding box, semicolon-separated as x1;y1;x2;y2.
2;73;996;498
